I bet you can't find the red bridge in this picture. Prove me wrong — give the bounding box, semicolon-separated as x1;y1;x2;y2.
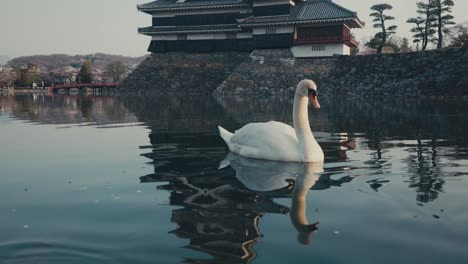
48;83;119;94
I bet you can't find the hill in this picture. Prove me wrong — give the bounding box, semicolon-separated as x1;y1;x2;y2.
7;53;148;69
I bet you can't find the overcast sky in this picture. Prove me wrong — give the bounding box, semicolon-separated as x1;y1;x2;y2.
0;0;467;58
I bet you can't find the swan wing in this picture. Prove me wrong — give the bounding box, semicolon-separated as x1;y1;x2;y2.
229;121;301;162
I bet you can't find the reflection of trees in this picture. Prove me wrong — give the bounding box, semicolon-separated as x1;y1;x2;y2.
322;97;468;143
11;95;39;119
78;98;93;123
102;98;130;122
0;94;137;125
322;97;468;202
405;139;444;203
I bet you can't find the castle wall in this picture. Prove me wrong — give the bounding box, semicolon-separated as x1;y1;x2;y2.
121;47;468;97
120;52;248;95
214;47;468;97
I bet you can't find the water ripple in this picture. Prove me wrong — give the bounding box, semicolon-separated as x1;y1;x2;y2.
0;240;116;264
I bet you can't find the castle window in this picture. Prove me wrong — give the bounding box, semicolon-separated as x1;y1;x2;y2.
177;34;187;40
311;45;326;51
226;33;237;39
266;28;276;34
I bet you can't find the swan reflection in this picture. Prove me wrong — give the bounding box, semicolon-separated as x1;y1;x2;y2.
222;153;324;245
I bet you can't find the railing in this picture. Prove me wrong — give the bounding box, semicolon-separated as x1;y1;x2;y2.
294;36;359;47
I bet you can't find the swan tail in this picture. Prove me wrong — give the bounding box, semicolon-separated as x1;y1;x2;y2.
218;126;234;150
218;154;231;169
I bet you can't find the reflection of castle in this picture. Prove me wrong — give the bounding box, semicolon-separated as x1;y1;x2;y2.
171;208;261;264
142;167;290;264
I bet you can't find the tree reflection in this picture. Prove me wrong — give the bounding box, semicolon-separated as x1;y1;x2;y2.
406;138;444;203
0;94;137;125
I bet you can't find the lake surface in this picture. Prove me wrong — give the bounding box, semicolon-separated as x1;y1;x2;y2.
1;94;467;264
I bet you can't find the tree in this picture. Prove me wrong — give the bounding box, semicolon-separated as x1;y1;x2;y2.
349;33;360;55
432;0;455;49
13;63;38;88
76;60;93;83
399;37;413;52
407;1;437;51
104;61;128;83
384;36;401;53
447;23;468;47
0;70;16;88
367;4;398;53
44;66;75;86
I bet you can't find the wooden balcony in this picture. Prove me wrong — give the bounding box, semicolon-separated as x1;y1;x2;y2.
294;36;359;47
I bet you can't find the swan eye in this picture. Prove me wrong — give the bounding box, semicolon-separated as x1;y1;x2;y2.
308;88;317;97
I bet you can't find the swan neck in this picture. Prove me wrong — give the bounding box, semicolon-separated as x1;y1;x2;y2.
293;94;313;142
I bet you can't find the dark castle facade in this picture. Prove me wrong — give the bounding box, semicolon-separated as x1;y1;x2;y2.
137;0;363;57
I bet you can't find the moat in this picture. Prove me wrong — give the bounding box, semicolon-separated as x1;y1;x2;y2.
1;94;467;263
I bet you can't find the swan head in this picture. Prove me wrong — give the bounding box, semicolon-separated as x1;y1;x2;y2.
297;79;320;109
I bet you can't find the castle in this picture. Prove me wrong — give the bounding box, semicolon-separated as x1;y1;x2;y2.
137;0;364;57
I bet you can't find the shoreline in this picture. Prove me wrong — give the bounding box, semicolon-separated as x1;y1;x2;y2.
1;89;48;95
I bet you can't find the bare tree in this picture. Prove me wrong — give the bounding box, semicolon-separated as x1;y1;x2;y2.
104;61;128;83
447;23;468;47
399;37;413;52
0;70;16;88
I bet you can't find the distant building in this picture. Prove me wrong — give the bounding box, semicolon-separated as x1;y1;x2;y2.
137;0;364;57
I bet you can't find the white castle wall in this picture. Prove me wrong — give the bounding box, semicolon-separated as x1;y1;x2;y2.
290;43;350;58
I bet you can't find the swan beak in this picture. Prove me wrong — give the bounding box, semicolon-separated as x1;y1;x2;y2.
309;95;320;109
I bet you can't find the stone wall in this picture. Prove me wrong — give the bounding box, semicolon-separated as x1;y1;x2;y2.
213;49;332;96
122;47;468;97
327;47;468;97
120;51;248;95
214;47;468;97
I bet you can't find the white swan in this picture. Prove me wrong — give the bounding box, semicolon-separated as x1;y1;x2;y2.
218;79;324;162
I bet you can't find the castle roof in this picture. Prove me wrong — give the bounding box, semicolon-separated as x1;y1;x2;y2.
138;24;242;35
138;0;249;12
240;0;364;28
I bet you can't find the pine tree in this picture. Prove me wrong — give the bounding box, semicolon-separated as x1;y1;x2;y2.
407;0;437;51
367;4;398;53
433;0;455;48
77;60;93;83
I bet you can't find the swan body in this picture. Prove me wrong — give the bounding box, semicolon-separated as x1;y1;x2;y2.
218;79;324;162
220;153;324;192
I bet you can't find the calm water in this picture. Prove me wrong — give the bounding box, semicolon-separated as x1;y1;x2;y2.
1;94;467;264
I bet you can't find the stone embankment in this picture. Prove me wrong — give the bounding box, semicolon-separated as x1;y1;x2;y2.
327;47;468;97
120;51;247;95
213;49;332;96
121;47;468;97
